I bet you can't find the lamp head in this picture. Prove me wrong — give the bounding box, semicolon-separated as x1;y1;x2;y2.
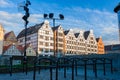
49;13;54;19
44;14;48;18
59;14;64;20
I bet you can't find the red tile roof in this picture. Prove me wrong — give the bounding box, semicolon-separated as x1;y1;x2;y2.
4;31;13;40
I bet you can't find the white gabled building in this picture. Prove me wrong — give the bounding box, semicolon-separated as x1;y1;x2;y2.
3;44;23;56
74;31;86;54
84;30;98;54
17;20;54;56
64;29;76;55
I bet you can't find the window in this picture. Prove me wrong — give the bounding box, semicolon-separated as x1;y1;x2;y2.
45;36;49;40
50;37;53;40
46;25;48;28
90;37;93;40
39;42;43;45
27;37;31;41
20;39;23;42
58;38;63;42
59;44;63;47
58;33;63;36
45;42;49;46
45;31;49;34
40;35;43;39
50;43;53;46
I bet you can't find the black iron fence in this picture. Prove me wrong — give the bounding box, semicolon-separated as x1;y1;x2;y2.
6;55;114;80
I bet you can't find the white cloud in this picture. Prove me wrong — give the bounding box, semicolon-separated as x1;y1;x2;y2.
0;3;119;45
60;7;118;45
0;0;14;8
0;11;43;35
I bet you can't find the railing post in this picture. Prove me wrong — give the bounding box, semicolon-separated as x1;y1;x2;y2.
50;61;52;80
110;59;113;74
10;57;13;76
38;59;40;74
103;58;106;76
64;58;66;78
56;59;58;80
94;59;97;78
72;58;74;80
84;59;87;80
75;59;78;76
33;59;36;80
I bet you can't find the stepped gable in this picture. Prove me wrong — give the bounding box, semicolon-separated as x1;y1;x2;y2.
84;31;90;40
17;22;44;38
64;30;70;35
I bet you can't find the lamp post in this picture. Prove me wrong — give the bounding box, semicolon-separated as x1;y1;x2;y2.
43;13;64;56
22;0;31;75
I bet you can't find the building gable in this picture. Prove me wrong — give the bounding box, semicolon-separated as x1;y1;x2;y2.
3;45;22;56
26;46;36;56
4;31;17;42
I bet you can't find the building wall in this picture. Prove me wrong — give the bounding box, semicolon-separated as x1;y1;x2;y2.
26;46;36;56
3;45;22;56
97;38;105;54
4;31;18;46
0;25;4;55
18;33;38;51
86;30;98;54
17;21;102;56
37;21;54;55
53;26;65;55
65;29;76;54
76;31;86;54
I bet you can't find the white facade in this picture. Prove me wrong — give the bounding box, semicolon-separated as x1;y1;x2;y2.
85;30;98;54
75;31;86;54
65;29;76;54
17;20;54;56
37;21;54;55
3;45;22;56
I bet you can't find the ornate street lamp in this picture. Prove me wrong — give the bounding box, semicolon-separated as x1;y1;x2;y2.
19;0;31;75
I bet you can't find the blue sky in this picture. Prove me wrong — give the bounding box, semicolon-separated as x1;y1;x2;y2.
0;0;120;45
